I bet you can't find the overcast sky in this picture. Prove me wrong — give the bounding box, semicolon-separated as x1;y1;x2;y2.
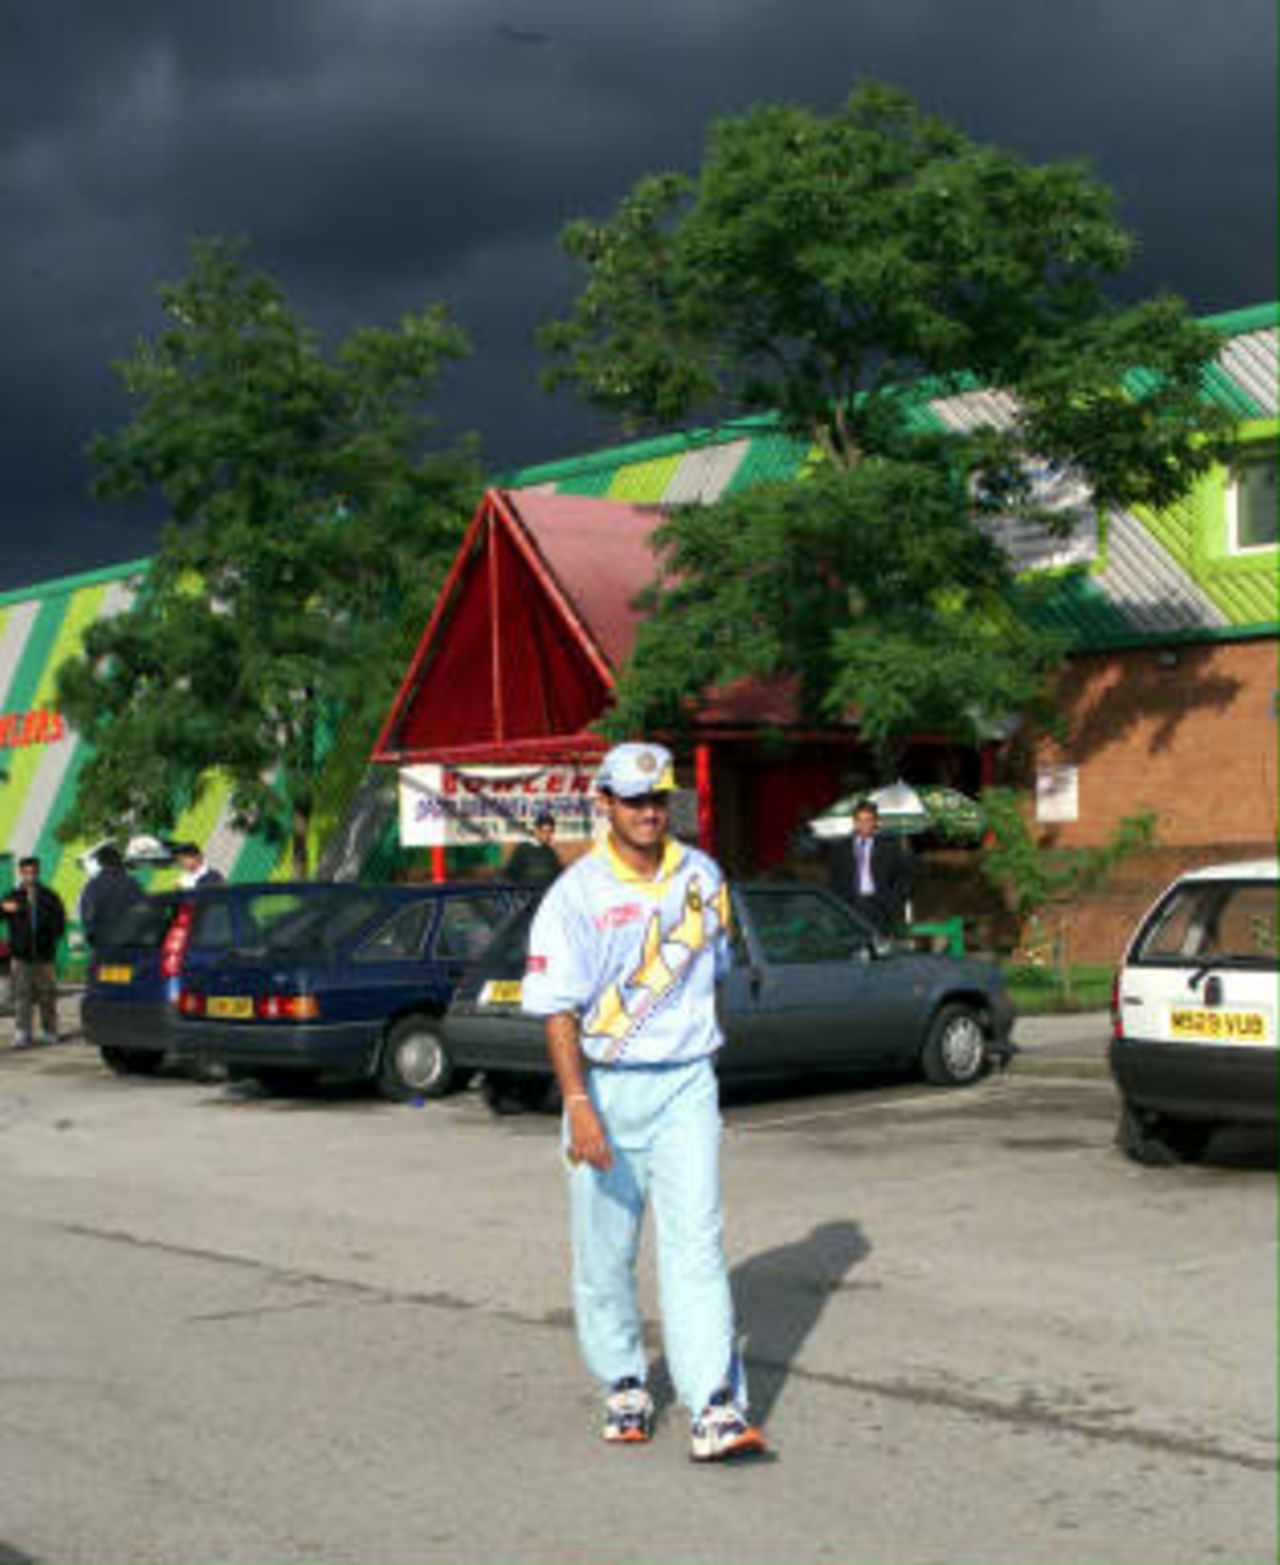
1;0;1275;591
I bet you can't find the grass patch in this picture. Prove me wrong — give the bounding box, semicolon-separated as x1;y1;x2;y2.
1001;962;1113;1015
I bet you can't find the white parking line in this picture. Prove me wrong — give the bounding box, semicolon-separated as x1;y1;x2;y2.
728;1072;1109;1133
730;1089;956;1132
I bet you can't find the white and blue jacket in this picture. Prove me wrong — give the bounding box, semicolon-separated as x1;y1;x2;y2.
522;837;731;1068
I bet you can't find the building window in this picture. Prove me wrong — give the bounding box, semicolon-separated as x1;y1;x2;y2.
1227;454;1278;552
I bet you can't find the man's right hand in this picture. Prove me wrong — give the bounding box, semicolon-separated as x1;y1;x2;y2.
565;1096;612;1170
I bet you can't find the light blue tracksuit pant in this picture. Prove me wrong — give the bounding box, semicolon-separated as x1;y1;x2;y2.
566;1054;746;1418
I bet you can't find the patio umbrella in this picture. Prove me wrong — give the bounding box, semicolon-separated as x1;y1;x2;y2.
808;781;984;840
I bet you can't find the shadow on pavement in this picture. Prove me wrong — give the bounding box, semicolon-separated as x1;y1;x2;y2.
732;1219;873;1429
647;1219;872;1432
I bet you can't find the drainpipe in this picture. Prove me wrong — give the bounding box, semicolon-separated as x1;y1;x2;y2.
695;743;714;854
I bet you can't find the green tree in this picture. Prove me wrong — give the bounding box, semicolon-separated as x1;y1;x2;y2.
57;238;480;876
541;81;1232;747
978;787;1157;998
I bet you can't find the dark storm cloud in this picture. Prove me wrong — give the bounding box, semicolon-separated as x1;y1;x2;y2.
0;0;1274;588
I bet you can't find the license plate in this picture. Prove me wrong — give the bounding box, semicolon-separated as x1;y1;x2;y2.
97;965;133;984
481;979;524;1006
1169;1007;1271;1044
207;995;254;1020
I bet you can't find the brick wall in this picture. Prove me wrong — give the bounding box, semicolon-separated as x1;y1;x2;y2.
1027;636;1277;962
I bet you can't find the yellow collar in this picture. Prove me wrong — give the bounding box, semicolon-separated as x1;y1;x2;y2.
598;834;685;894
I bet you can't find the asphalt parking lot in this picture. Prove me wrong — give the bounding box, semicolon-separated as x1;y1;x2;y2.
0;1001;1275;1565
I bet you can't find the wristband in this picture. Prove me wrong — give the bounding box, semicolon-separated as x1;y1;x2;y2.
564;1092;590;1105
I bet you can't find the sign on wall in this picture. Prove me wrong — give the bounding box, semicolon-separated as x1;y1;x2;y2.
0;708;66;748
399;764;600;847
398;764;699;848
1035;763;1080;824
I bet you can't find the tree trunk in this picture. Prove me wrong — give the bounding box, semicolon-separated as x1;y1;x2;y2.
291;803;311;881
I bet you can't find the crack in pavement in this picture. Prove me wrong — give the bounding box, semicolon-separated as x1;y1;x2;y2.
54;1218;1276;1476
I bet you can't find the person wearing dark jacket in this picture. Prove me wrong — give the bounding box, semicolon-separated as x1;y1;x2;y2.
79;845;146;949
1;856;67;1047
828;799;915;935
503;813;563;886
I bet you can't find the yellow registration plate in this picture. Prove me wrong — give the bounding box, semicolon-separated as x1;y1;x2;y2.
207;995;254;1021
482;979;524;1006
97;965;133;984
1170;1007;1270;1044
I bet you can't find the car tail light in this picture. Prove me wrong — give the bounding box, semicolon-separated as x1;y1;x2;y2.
1110;970;1123;1042
161;902;195;979
254;994;321;1021
177;987;206;1018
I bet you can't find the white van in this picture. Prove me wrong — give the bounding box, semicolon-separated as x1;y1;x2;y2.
1110;859;1278;1165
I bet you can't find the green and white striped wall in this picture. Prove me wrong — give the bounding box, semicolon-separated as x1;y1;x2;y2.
0;561;282;905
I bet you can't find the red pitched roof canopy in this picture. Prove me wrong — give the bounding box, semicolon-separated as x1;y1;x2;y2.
371;487;798;767
371;490;655;765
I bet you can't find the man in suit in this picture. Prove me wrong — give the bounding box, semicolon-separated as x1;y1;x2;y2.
829;799;914;935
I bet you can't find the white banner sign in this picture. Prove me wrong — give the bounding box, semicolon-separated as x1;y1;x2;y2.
398;764;600;847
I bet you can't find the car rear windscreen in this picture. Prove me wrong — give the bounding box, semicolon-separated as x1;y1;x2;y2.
99;898;179;949
240;890;388;954
1135;881;1279;967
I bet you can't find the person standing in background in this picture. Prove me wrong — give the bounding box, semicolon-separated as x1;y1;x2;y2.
829;799;914;934
79;844;146;948
503;812;563;886
2;856;66;1047
175;842;225;889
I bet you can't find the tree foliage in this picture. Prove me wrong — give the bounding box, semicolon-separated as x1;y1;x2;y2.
57;238;480;875
979;787;1157;994
542;81;1233;746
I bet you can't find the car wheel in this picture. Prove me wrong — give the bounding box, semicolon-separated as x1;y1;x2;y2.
920;1003;989;1086
100;1045;164;1076
1116;1101;1214;1166
378;1016;461;1102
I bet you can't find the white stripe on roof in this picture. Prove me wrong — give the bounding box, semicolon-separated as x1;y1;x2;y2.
928;388;1020;433
662;440;751;504
1095;510;1229;632
0;599;39;709
1219;330;1278;417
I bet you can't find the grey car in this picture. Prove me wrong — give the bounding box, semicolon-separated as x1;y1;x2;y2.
439;881;1015;1100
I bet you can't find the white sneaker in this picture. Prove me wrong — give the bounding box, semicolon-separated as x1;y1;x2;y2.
690;1391;767;1462
602;1377;654;1444
12;1034;34;1050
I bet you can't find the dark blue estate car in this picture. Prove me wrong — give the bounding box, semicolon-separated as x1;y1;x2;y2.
83;881;525;1098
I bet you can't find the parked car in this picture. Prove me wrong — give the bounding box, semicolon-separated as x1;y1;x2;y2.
440;881;1015;1104
83;881;525;1098
1110;859;1278;1165
81;891;191;1072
